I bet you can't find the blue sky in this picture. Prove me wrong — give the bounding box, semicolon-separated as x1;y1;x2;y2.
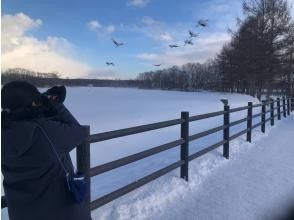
2;0;254;78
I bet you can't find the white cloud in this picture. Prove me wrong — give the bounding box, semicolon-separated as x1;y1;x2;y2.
141;16;162;26
147;31;174;42
106;25;115;33
142;16;156;25
139;16;174;42
128;0;150;8
137;32;230;66
158;32;173;41
87;20;116;35
1;13;112;78
2;12;42;52
87;20;101;30
2;39;91;77
137;53;158;60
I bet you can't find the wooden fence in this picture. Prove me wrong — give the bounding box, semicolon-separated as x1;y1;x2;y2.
2;97;294;219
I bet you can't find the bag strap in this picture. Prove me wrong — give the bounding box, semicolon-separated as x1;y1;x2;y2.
35;123;69;175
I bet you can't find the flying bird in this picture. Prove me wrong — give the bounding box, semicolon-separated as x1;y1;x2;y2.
169;44;180;48
184;39;193;46
188;30;199;38
106;62;115;66
197;19;208;27
112;38;125;47
154;64;162;67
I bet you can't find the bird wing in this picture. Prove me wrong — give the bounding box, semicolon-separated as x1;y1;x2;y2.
112;39;118;45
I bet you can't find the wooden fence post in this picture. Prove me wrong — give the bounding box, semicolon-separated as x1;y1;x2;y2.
287;98;290;115
77;125;91;219
282;97;286;118
246;102;253;142
180;112;189;181
277;98;281;120
261;100;266;133
223;103;230;159
270;99;274;126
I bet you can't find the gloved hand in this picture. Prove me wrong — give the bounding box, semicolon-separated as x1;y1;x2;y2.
43;86;66;105
40;95;58;117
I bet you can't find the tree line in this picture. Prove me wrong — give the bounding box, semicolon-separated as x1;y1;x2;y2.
137;0;294;98
137;61;222;91
1;68;139;88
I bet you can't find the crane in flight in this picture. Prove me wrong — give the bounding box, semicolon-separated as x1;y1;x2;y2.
188;30;199;38
184;39;193;46
169;44;180;48
153;64;162;67
106;62;115;66
112;38;125;47
197;19;208;27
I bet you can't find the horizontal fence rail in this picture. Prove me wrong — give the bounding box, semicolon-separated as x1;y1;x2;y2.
89;118;184;143
90;160;185;210
189;110;224;122
188;125;224;142
188;140;227;161
229;117;248;127
2;96;293;215
90;138;185;177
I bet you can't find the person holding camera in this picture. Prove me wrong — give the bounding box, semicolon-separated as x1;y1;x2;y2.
1;81;91;220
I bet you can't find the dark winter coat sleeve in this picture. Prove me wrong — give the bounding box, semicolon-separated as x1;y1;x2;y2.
49;103;80;124
37;104;88;154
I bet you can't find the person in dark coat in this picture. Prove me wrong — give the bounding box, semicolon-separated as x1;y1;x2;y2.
1;81;91;220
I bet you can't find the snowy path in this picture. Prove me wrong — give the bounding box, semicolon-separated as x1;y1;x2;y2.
93;115;294;220
154;115;294;220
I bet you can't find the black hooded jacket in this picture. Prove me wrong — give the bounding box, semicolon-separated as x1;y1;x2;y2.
1;104;89;220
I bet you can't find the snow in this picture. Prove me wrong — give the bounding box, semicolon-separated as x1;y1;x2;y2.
147;117;294;220
2;87;293;220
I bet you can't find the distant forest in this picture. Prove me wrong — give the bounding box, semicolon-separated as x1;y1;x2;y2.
2;0;294;99
1;68;139;88
137;0;294;98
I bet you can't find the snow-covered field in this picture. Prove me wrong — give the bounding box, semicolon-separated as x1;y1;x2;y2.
2;87;293;220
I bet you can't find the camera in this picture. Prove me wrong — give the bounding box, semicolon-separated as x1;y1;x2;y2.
42;86;66;105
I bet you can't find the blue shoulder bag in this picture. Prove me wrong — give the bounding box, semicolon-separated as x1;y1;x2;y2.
37;124;86;204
